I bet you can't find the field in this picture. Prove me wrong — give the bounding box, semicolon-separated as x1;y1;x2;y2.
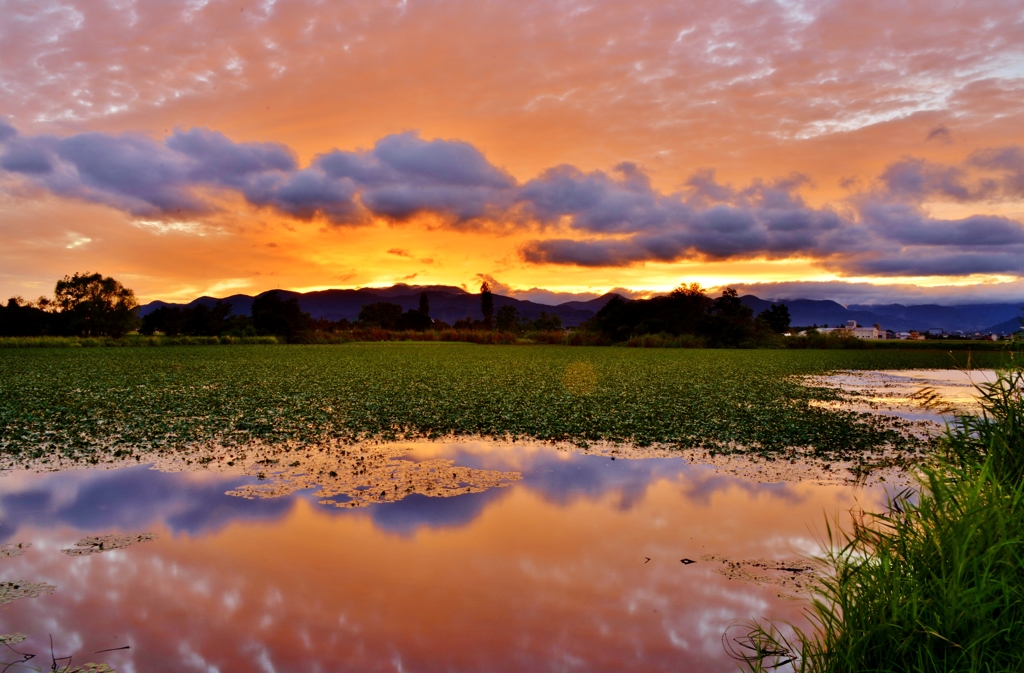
0;343;1014;465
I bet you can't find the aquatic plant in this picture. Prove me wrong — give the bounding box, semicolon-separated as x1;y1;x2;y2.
730;366;1024;672
0;345;1009;465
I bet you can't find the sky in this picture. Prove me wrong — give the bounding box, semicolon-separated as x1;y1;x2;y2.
2;0;1024;306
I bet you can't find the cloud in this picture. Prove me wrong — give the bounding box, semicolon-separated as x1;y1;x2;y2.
315;132;517;224
969;146;1024;197
3;121;1024;279
166;128;297;186
878;157;980;201
728;280;1024;306
0;126;517;226
469;277;651;305
0;119;18;144
518;157;1024;277
925;125;952;143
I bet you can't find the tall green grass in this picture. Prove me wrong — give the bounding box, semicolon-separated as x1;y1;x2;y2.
732;367;1024;672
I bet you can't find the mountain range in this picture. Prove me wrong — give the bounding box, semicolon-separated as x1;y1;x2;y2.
139;284;1024;334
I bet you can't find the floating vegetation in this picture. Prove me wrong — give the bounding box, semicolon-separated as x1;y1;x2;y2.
216;442;520;507
701;553;818;599
61;534;157;556
0;345;1012;472
0;581;55;604
561;361;598;396
0;542;30;557
0;633;26;645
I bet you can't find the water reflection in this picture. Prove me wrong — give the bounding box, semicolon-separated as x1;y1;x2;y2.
0;441;886;672
807;368;996;427
0;468;292;540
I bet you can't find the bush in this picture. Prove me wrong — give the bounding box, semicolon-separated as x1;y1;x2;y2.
622;332;706;348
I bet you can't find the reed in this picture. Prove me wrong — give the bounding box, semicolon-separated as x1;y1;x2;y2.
732;366;1024;673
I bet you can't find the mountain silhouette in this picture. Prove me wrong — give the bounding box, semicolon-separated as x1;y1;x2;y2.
139;286;1022;333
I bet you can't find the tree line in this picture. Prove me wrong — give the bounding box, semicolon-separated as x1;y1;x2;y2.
588;283;790;347
0;273;139;338
355;283;564;333
2;275;789;346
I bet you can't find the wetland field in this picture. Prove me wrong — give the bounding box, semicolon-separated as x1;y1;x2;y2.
0;344;1015;671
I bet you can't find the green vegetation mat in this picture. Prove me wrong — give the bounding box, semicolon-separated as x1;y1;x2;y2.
0;344;1014;462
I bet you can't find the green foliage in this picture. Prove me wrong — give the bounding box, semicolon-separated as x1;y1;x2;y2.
735;366;1024;673
0;345;1007;463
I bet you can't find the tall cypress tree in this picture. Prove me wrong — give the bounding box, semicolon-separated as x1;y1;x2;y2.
480;282;494;329
418;292;430;318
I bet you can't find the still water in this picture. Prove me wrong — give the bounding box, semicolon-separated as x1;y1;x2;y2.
0;441;886;672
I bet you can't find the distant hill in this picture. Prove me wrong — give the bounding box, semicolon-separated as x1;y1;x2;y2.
139;286;622;328
984;316;1023;334
138;285;1023;333
741;296;1023;333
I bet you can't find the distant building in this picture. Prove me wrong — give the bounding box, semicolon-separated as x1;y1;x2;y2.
847;320;882;339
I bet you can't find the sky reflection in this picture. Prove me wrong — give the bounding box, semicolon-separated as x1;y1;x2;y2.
0;443;885;672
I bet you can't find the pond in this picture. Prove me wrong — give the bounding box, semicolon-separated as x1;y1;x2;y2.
0;440;888;672
806;368;998;426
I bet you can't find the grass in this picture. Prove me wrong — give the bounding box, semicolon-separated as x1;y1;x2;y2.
732;367;1024;673
0;335;280;347
0;343;1013;464
2;333;1015;350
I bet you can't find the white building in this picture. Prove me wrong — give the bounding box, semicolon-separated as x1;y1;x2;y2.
845;320;884;339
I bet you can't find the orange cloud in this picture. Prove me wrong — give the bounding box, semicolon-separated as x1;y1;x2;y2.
1;0;1023;302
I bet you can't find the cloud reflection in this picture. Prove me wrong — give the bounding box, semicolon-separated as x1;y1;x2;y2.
0;448;819;539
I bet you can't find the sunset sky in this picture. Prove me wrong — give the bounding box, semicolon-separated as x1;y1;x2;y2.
2;0;1024;305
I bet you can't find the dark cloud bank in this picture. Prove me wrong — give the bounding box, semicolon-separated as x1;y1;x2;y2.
2;119;1024;278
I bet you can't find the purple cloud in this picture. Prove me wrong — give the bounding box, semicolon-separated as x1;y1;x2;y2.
2;121;1024;278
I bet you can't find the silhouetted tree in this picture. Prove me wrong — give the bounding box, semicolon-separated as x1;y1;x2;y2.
591;284;713;342
496;305;521;333
531;311;562;331
358;302;403;329
588;282;770;346
140;306;183;335
54;272;138;337
708;288;755;347
252;291;311;340
0;297;54;336
758;303;791;333
141;300;239;336
418;292;430;318
480;282;494;329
